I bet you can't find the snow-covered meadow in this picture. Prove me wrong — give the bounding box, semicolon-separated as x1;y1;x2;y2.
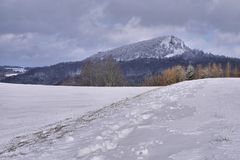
0;83;155;147
1;78;240;160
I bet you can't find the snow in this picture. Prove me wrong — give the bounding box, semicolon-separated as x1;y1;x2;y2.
4;73;18;77
135;148;149;156
5;67;26;73
0;83;155;147
65;136;74;143
164;48;186;58
1;78;240;160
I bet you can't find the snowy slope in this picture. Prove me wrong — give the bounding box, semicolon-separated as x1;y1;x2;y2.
91;36;190;61
0;83;155;147
1;79;240;160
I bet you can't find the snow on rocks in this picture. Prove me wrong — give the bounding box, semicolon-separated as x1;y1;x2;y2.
135;148;149;156
91;36;190;61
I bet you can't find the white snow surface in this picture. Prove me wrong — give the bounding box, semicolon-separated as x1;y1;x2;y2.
4;73;19;77
0;83;155;147
1;78;240;160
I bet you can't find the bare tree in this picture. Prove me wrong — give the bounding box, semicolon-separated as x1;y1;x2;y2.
144;65;186;86
103;56;126;86
80;61;96;85
174;65;186;82
195;64;208;79
233;66;239;77
143;74;162;86
209;63;223;78
78;57;126;86
225;62;231;77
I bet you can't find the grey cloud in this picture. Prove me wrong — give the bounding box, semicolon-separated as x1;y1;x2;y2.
106;0;240;33
0;0;95;34
1;0;240;35
0;0;239;66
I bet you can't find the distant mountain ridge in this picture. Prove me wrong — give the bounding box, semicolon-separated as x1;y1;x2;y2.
91;36;191;61
2;35;240;85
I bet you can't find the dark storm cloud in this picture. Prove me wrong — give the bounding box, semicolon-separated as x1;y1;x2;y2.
0;0;240;66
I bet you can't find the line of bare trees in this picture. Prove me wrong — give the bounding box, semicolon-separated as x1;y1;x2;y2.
144;62;240;86
69;56;126;86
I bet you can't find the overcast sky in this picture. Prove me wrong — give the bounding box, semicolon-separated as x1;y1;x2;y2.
0;0;240;67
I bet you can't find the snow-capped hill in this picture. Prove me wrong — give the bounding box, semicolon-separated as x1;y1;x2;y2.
91;36;190;61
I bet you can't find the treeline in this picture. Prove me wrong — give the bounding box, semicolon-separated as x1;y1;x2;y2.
144;62;240;86
62;56;126;86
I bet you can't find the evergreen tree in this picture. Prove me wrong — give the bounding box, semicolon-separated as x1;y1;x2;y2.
186;65;195;80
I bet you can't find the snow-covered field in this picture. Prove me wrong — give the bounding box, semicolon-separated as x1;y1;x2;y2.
1;78;240;160
0;83;155;148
